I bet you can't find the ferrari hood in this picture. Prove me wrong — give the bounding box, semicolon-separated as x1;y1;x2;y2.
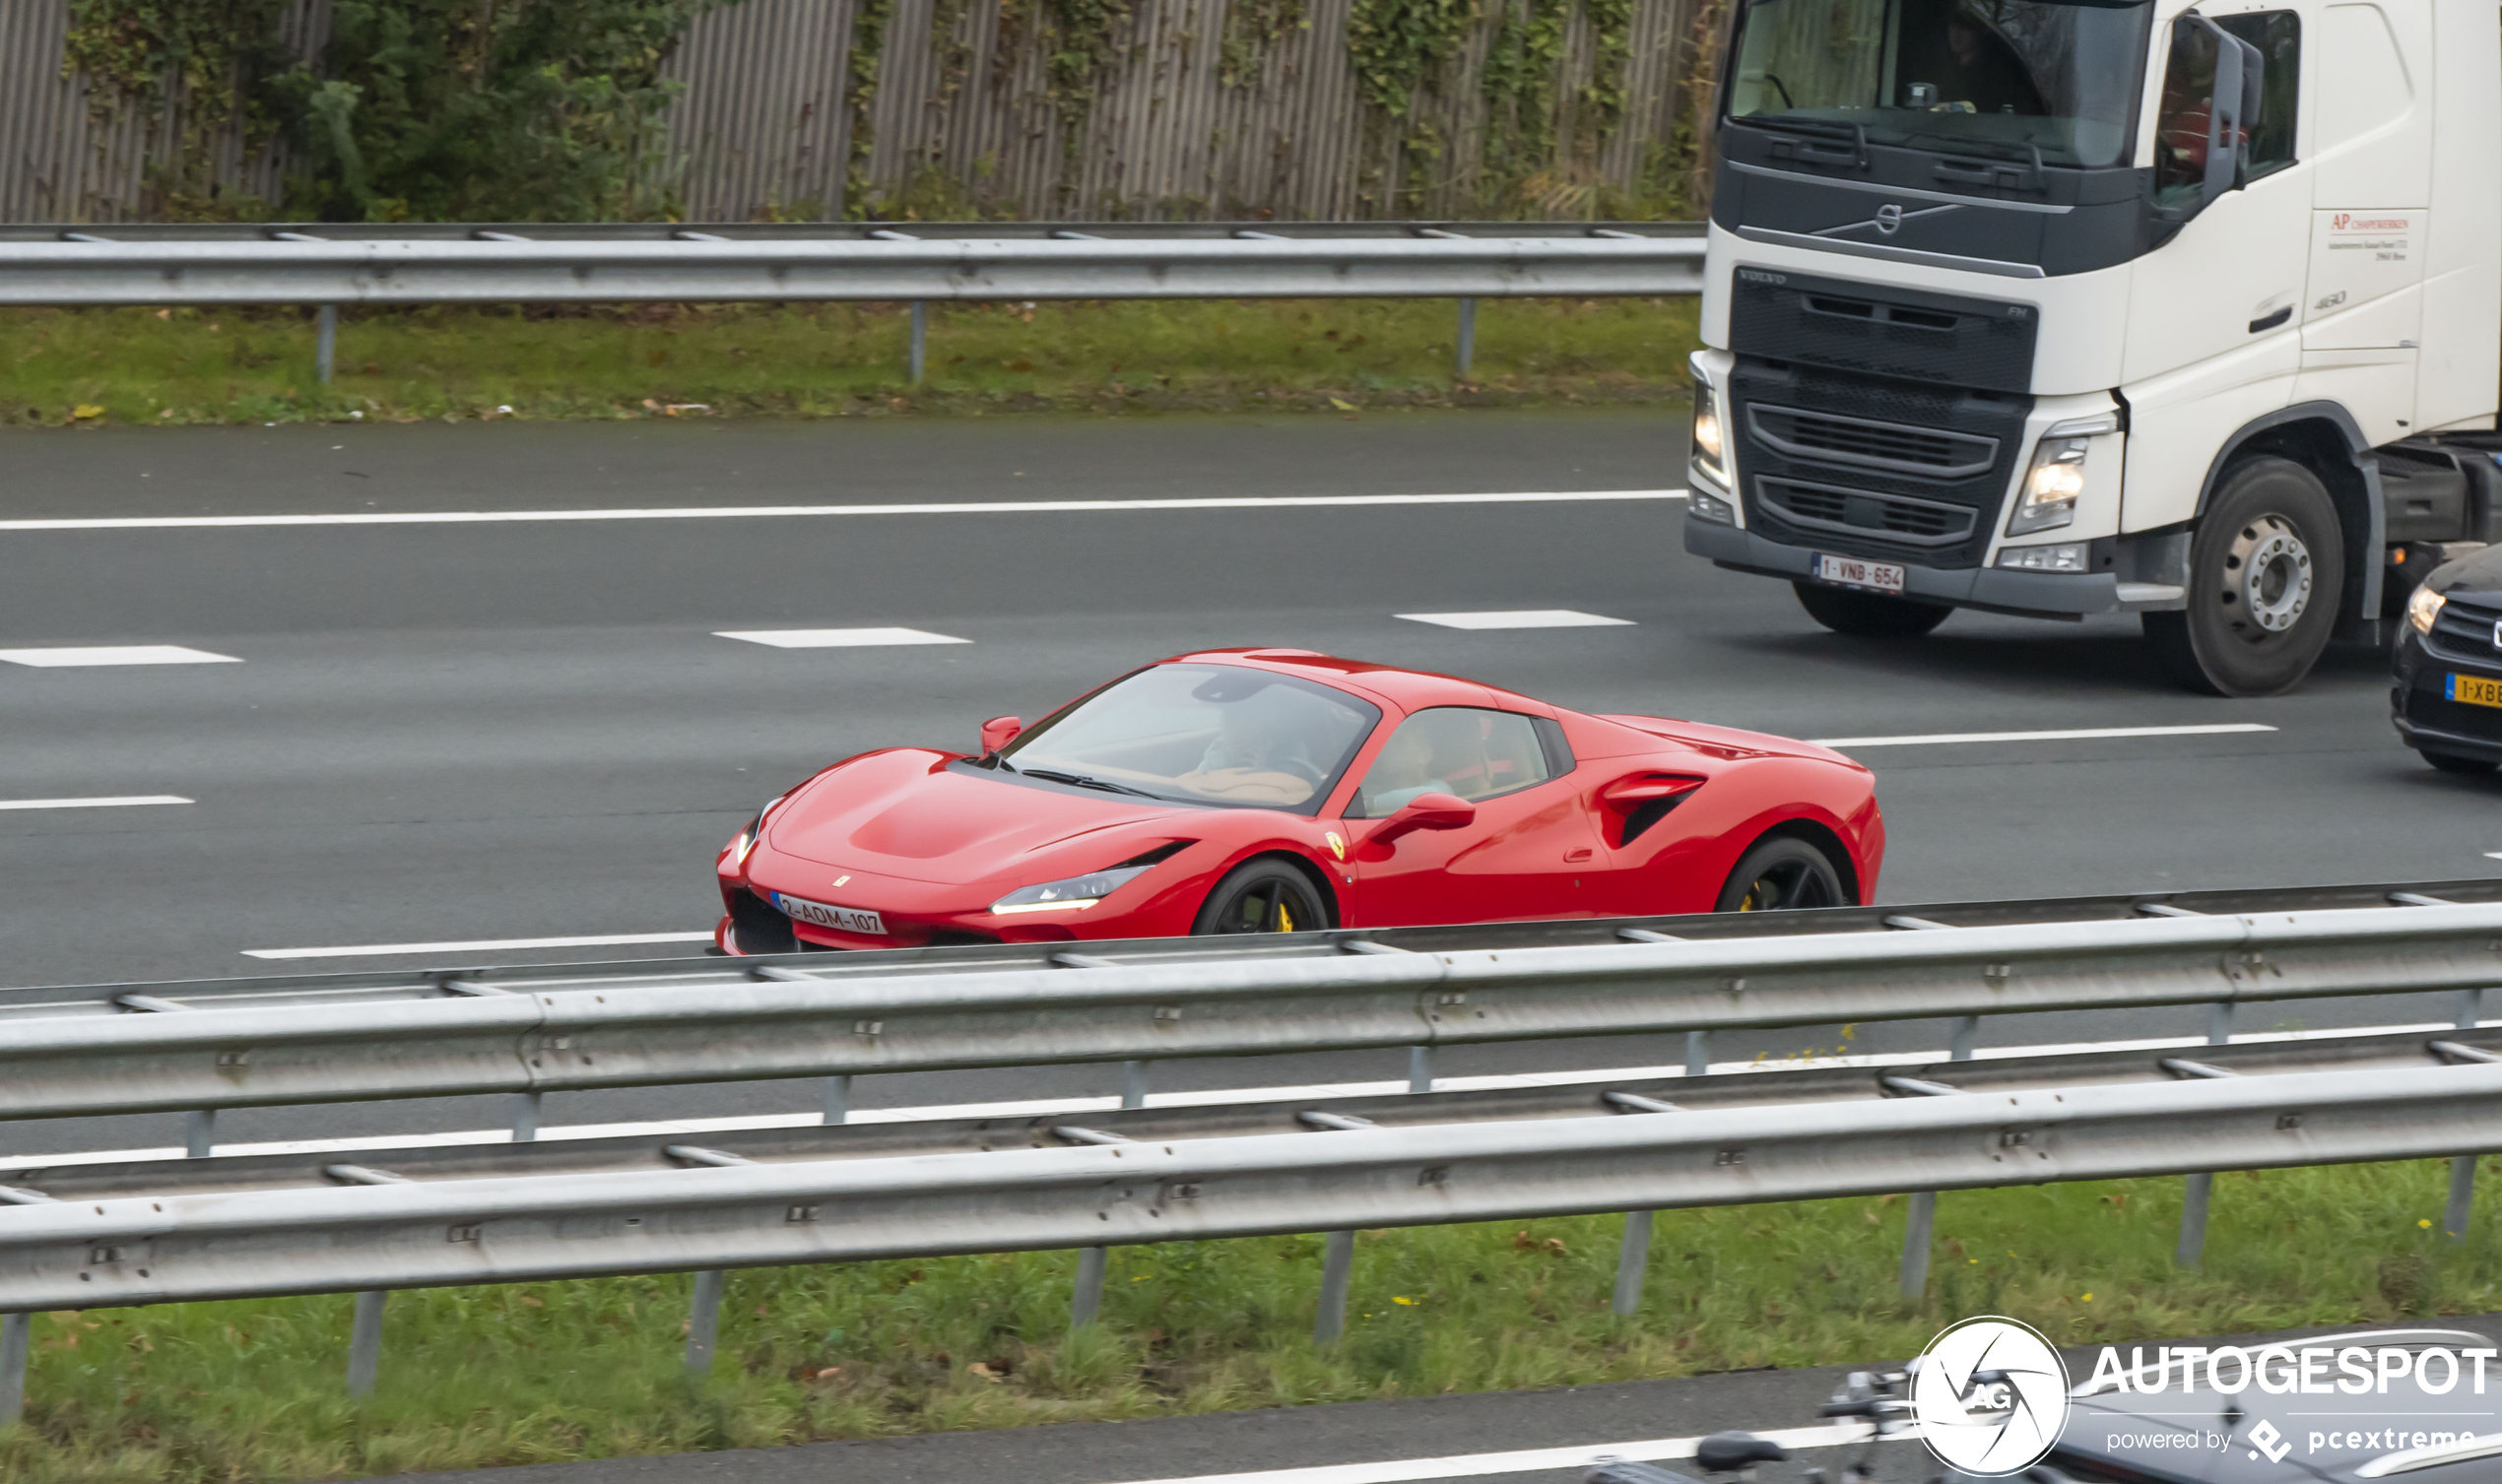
764;751;1190;884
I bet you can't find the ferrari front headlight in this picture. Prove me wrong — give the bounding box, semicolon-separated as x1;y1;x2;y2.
726;795;786;868
989;865;1154;915
2407;584;2448;636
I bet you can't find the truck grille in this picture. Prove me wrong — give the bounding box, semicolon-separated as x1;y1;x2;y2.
1757;478;1976;548
1747;406;1998;479
1728;358;2030;570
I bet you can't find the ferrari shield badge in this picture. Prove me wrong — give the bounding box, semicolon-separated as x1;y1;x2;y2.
1324;831;1347;861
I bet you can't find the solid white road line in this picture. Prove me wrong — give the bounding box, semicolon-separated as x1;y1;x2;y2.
242;931;716;960
715;627;970;648
22;1015;2458;1169
0;795;192;810
1088;1422;1893;1484
0;490;1688;534
0;645;240;667
1811;723;2278;748
1396;610;1636;630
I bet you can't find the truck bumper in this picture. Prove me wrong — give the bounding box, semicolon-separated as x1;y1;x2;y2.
1684;517;2123;619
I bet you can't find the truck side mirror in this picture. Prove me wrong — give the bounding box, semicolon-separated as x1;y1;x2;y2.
2193;19;2265;209
979;715;1022;755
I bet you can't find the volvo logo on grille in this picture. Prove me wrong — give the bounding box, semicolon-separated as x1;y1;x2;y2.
1876;203;1904;234
2491;617;2502;649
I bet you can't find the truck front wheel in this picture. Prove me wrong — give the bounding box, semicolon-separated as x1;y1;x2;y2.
2143;456;2344;697
1792;582;1952;637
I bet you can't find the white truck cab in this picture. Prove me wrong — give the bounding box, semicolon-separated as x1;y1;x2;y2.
1683;0;2502;694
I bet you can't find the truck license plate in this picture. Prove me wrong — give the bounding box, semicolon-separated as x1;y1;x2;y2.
1814;554;1906;594
2447;674;2502;710
772;893;888;935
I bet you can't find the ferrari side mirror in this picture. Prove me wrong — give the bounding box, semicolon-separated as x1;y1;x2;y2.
979;715;1023;754
1369;792;1475;844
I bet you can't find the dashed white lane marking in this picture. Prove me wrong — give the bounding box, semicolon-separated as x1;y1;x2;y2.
243;931;715;960
715;627;970;648
0;795;192;810
1397;610;1636;630
0;645;240;667
1811;723;2278;748
20;1016;2446;1168
1086;1422;1892;1484
0;490;1688;534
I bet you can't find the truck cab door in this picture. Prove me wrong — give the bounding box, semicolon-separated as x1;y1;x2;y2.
2297;0;2432;446
2118;10;2311;532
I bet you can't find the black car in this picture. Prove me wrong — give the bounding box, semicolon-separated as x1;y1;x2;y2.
2045;1327;2502;1484
2395;545;2502;773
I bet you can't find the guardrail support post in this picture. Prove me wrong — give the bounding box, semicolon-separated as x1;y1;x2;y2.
1613;1209;1654;1316
512;1092;542;1142
1455;297;1477;377
2459;987;2486;1030
184;1109;215;1158
2173;1002;2233;1268
346;1290;386;1396
2176;1173;2213;1269
315;303;337;385
908;300;927;386
1121;1061;1149;1110
1070;1245;1108;1327
1683;1031;1710;1077
823;1075;851;1124
1314;1229;1355;1343
1;1312;28;1425
685;1269;725;1373
2446;1155;2476;1244
1898;1025;1976;1299
1409;1045;1435;1093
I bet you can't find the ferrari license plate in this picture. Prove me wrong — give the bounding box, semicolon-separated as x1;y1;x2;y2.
1814;553;1906;593
2447;674;2502;710
772;893;888;936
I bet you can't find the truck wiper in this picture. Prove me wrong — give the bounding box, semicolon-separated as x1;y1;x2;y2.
1021;769;1161;800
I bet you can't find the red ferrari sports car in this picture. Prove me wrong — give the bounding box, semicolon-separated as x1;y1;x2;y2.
714;649;1882;952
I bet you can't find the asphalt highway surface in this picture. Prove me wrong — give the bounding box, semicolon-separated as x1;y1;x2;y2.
3;408;2494;1166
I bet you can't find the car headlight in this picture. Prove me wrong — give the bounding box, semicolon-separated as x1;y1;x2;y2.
1690;374;1727;483
989;865;1155;915
725;795;786;868
2408;584;2448;636
2009;435;2090;535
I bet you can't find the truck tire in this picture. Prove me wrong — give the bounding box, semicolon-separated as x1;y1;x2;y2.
1792;582;1952;637
2143;456;2344;697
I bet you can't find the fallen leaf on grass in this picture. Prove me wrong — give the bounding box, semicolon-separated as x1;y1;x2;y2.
71;404;104;420
1328;397;1356;412
966;1361;1005;1383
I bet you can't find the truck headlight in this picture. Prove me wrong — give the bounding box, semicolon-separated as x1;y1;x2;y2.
1995;542;2087;572
2009;435;2090;535
989;865;1154;915
2407;584;2447;635
1690;374;1727;484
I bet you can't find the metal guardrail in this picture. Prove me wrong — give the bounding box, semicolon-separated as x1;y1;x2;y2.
10;889;2501;1124
0;220;1706;381
5;879;2500;1420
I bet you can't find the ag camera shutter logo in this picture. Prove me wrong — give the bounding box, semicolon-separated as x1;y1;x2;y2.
1912;1317;2072;1475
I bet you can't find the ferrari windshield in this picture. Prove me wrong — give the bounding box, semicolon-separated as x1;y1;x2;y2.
1725;0;2153;168
997;664;1380;812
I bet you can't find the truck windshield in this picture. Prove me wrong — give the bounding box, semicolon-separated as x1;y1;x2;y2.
1725;0;2153;169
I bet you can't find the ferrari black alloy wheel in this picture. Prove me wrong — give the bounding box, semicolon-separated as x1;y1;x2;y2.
1714;834;1845;912
1192;859;1332;935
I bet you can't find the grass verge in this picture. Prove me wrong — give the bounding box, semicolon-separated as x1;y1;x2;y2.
6;1160;2499;1482
0;297;1702;427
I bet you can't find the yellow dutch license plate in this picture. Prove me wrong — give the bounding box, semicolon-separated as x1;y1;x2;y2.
2447;674;2502;709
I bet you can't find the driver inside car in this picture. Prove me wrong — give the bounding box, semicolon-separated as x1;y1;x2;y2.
1354;723;1456;816
1176;694;1327;805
